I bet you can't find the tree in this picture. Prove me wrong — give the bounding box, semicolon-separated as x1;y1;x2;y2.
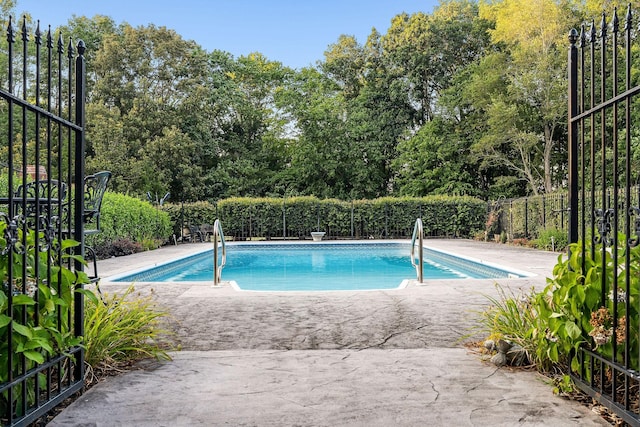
476;0;573;195
322;34;366;100
207;52;293;198
382;0;492;125
275;67;353;198
346;29;414;198
393;118;480;196
86;23;208;198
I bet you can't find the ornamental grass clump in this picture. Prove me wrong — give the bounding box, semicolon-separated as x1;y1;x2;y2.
474;284;539;368
83;285;173;383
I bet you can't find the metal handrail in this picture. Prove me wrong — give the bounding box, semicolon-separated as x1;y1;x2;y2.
213;219;226;286
410;218;424;283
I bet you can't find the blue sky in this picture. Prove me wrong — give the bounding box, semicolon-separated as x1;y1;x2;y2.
16;0;439;69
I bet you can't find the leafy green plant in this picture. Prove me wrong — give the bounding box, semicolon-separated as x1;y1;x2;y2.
88;192;172;255
94;238;143;258
552;374;576;396
533;228;568;252
478;244;597;373
531;241;612;373
480;237;640;383
83;285;172;383
0;224;90;417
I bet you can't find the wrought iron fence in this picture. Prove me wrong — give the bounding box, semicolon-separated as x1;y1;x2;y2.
0;16;87;426
491;193;570;240
568;6;640;425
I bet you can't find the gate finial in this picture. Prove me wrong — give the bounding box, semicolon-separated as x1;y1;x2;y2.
57;31;64;54
77;40;86;57
599;12;607;39
625;4;632;31
568;28;579;45
46;25;52;49
6;15;14;43
21;15;28;42
35;20;41;45
67;38;74;59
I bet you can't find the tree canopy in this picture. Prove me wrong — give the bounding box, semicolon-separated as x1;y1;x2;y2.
0;0;631;202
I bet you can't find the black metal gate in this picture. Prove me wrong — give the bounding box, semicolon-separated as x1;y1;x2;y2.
0;16;87;426
568;6;640;425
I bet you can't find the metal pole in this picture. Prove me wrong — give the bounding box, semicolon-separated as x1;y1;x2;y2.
568;28;579;245
351;200;354;238
73;38;87;385
525;198;529;238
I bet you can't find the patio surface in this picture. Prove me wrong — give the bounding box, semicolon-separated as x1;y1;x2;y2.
48;239;610;426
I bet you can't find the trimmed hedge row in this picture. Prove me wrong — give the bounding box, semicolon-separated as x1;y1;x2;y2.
162;201;217;237
163;196;487;240
87;192;172;252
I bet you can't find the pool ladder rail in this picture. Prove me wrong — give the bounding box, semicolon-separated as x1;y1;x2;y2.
411;218;424;283
213;219;226;286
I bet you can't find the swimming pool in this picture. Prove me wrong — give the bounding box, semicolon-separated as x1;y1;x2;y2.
112;242;525;291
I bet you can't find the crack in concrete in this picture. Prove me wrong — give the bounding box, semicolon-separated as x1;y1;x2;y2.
466;367;500;392
309;367;360;392
429;379;440;402
356;324;431;350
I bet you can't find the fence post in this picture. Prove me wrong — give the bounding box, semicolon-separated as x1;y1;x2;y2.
542;196;546;229
525;197;529;238
351;200;354;238
568;28;579;244
73;40;87;384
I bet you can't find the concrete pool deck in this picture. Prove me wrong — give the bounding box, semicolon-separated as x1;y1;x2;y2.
48;239;610;426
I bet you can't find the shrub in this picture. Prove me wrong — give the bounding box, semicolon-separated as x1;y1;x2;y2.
533;228;568;252
162;201;217;237
475;284;540;368
94;238;143;259
87;192;172;256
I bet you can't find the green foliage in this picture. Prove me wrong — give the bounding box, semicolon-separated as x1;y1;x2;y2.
475;284;540;368
216;195;486;239
87;192;172;254
0;225;90;417
533;228;568;252
552;374;576;395
478;238;640;380
17;2;638;204
394;118;481;197
162;201;218;237
535;239;640;375
83;285;172;376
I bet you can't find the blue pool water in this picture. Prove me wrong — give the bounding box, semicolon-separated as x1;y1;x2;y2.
113;242;523;291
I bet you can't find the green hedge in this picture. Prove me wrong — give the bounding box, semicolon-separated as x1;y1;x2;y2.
87;192;172;250
162;201;218;237
212;195;486;239
87;194;486;249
